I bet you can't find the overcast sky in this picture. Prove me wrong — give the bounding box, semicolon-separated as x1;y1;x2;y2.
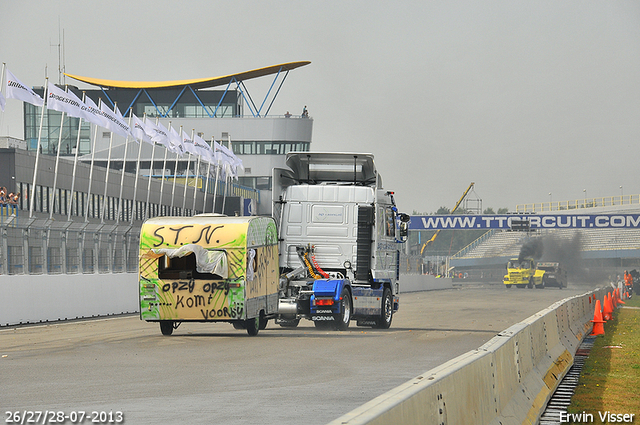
1;1;639;214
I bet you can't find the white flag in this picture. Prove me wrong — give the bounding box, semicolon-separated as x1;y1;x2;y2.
214;141;241;178
99;102;130;138
5;69;44;107
131;114;152;145
212;141;225;165
0;90;5;112
221;143;243;178
194;134;215;163
83;96;110;128
180;130;199;156
145;120;171;149
47;84;91;120
168;126;185;155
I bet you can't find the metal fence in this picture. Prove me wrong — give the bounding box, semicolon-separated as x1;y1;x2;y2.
0;216;140;276
515;194;640;213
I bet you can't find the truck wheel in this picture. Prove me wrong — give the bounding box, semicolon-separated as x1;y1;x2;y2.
505;284;512;289
334;287;352;331
374;288;393;329
159;321;174;336
536;278;546;289
245;317;260;336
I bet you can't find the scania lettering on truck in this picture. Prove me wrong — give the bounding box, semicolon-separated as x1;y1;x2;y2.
273;152;409;330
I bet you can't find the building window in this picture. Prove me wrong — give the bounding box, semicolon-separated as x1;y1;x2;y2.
230;141;310;155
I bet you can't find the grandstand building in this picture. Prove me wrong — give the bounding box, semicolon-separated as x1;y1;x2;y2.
449;203;640;283
0;62;312;275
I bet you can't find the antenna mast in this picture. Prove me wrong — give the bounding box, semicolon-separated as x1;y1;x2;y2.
50;17;65;85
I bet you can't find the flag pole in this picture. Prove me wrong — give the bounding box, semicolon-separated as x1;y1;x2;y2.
144;117;159;221
191;154;201;213
212;156;220;214
49;91;66;220
67;92;85;221
29;77;48;218
221;133;232;215
221;173;228;215
181;151;192;216
169;125;182;215
158;121;171;215
203;137;216;213
0;63;5;114
115;110;133;224
0;62;5;93
84;99;101;222
202;157;212;213
100;102;117;224
130;113;146;224
190;129;200;214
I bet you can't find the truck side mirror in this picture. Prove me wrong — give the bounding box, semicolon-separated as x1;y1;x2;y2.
397;213;410;242
398;221;409;242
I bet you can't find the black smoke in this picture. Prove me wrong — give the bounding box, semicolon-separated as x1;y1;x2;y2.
518;238;544;262
521;232;606;285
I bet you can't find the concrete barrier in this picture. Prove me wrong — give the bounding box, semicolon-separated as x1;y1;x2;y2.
0;273;139;326
399;274;453;293
1;272;449;326
329;288;609;425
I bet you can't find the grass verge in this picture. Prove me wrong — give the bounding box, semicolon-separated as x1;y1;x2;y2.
566;293;640;424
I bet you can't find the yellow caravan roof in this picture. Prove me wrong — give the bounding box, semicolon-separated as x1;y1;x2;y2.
140;215;277;249
65;61;310;89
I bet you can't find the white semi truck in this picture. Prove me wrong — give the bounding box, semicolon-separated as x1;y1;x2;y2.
273;152;409;330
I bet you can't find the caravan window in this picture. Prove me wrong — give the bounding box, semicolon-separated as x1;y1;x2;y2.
157;247;228;280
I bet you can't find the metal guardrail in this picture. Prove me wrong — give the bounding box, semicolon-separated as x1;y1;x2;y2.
0;217;140;276
516;194;639;213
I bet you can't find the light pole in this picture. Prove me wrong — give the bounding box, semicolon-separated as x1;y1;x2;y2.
548;192;552;211
583;189;587;208
620;185;623;204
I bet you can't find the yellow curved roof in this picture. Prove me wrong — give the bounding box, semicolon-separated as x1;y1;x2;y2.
64;61;310;89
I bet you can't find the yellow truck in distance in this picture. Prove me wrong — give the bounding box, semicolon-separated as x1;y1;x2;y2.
503;258;546;289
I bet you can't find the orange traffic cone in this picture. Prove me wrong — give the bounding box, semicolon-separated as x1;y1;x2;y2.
613;289;619;307
610;292;616;314
617;288;625;305
603;293;613;321
590;299;605;336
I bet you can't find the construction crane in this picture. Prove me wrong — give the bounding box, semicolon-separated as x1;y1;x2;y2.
420;182;476;255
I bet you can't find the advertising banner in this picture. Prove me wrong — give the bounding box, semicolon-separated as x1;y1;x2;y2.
409;214;640;230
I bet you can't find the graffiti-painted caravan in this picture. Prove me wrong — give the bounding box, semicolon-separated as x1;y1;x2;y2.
139;215;279;336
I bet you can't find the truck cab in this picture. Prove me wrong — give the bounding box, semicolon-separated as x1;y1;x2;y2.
273;152;409;329
503;257;546;289
536;262;566;289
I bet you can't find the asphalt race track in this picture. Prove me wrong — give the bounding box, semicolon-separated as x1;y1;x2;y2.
1;284;600;425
